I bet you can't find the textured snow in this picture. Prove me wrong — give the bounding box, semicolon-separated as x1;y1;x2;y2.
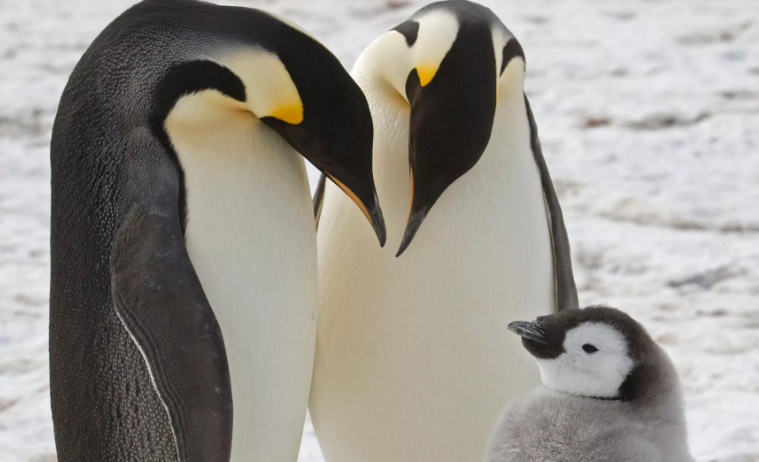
1;0;758;461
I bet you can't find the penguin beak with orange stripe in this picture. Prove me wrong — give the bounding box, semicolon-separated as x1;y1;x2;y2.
259;46;386;247
395;22;498;256
325;172;386;247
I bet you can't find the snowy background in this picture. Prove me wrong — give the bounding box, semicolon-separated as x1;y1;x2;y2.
1;0;758;460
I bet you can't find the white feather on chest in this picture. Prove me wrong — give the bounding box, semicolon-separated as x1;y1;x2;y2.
311;64;556;462
166;89;317;462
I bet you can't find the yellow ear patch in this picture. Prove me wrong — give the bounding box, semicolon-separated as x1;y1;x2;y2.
408;11;458;89
269;103;304;125
212;50;304;125
416;64;439;87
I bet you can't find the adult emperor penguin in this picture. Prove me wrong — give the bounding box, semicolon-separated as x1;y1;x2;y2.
49;1;384;461
486;307;694;462
310;2;578;461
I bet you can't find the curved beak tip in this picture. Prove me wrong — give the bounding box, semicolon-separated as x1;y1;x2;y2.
395;228;416;257
507;321;548;345
395;207;428;258
368;193;386;248
372;213;387;248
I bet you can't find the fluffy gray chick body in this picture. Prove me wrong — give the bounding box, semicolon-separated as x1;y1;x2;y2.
485;306;694;462
487;385;692;462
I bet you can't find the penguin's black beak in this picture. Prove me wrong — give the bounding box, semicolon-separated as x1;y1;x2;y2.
256;40;386;248
508;321;548;345
366;191;387;248
396;25;497;257
326;174;386;247
396;197;428;257
508;318;566;359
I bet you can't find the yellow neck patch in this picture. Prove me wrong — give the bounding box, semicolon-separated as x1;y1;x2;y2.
269;104;304;125
416;64;439;87
213;49;305;125
410;11;458;88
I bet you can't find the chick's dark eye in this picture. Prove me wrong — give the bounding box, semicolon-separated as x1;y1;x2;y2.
582;344;599;354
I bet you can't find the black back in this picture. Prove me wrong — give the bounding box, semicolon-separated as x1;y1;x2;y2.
50;1;362;460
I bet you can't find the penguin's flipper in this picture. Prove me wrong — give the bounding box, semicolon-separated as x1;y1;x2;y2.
313;172;327;230
110;205;233;462
524;95;579;312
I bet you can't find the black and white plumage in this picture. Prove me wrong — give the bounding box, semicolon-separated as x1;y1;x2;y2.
310;2;578;462
485;306;694;462
49;1;383;461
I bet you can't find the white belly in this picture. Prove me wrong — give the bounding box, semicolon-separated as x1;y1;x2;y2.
167;94;317;462
310;86;555;462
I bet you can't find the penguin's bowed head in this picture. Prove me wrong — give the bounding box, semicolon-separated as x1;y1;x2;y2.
361;0;526;255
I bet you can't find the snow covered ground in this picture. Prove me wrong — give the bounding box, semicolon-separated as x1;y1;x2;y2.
1;0;758;460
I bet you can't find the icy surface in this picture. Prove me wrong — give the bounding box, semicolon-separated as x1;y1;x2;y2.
1;0;758;461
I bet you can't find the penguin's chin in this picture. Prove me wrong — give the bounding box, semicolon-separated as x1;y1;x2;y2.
521;338;563;360
533;356;627;399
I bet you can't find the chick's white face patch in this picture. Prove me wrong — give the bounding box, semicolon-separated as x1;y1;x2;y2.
535;322;635;398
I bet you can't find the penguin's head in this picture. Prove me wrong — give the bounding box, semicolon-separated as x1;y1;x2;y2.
359;1;525;255
156;12;385;245
255;20;386;245
508;307;664;401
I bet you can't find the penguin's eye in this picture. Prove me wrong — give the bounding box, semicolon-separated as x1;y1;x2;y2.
582;344;599;354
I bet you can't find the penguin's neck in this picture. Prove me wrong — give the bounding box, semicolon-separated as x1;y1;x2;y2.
164;90;317;461
165;90;316;298
624;354;685;415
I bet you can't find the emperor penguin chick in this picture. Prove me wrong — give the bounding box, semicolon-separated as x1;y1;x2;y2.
485;306;694;462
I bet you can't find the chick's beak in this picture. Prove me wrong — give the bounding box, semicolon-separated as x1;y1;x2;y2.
507;321;548;345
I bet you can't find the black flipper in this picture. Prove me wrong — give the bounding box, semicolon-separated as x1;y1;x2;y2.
313;172;327;230
524;95;580;312
110;205;233;462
